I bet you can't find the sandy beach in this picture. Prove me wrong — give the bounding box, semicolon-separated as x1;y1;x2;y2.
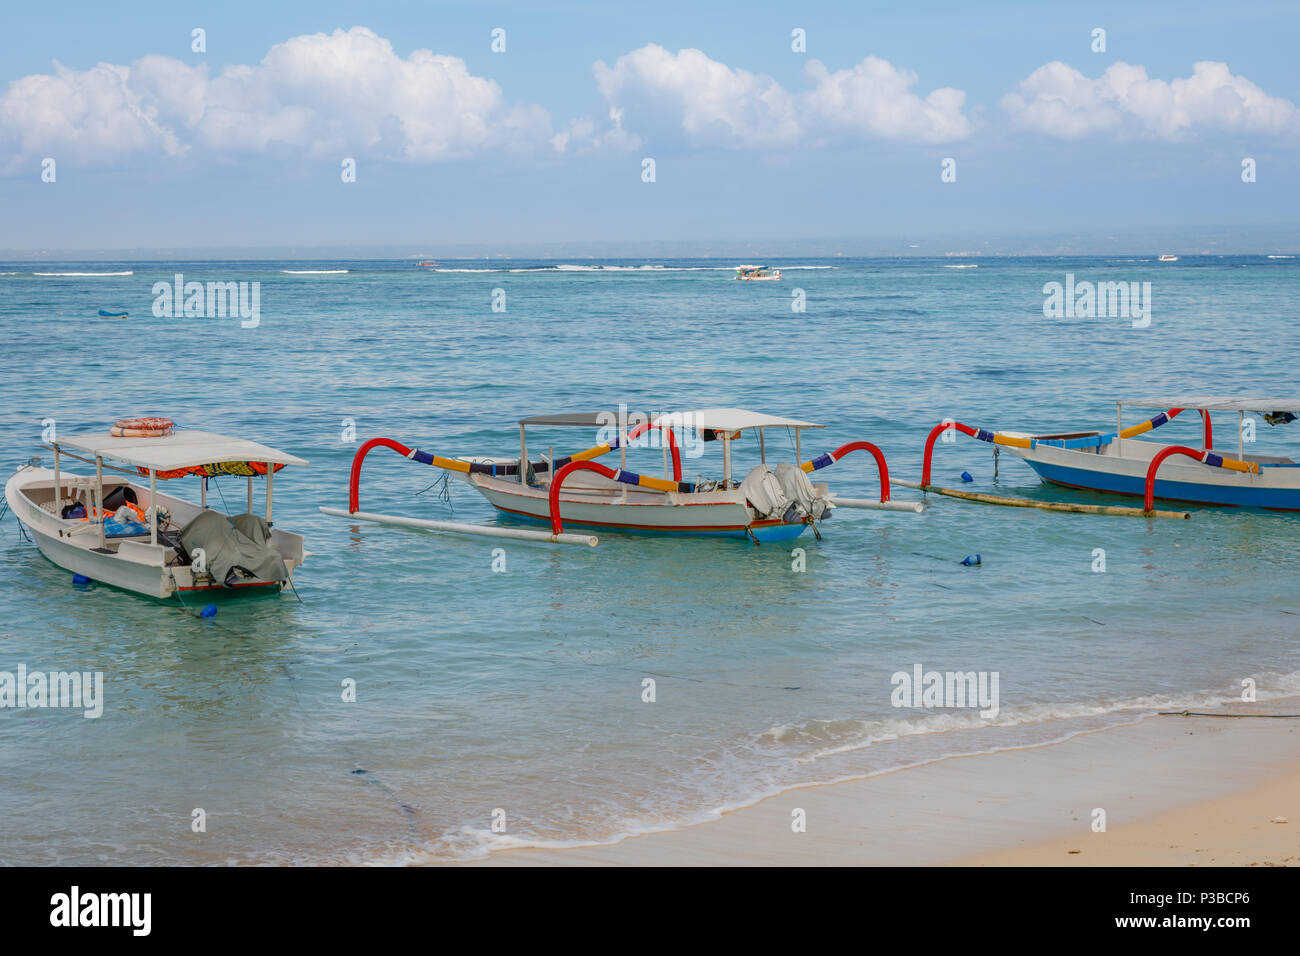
463;698;1300;866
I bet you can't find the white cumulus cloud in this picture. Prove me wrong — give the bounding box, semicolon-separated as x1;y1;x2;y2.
0;26;553;172
1001;60;1300;140
572;44;972;150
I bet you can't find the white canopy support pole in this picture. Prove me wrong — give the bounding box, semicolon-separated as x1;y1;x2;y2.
519;424;528;485
1116;403;1123;456
795;427;802;462
722;435;732;488
201;476;207;510
53;445;61;515
149;468;158;545
95;455;105;548
759;428;766;464
663;437;670;479
1238;410;1245;461
265;461;273;522
246;475;253;513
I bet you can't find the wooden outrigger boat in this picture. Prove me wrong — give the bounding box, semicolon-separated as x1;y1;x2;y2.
922;397;1300;511
5;421;308;598
322;408;921;547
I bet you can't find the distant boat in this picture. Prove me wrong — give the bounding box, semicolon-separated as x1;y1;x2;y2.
98;309;128;318
416;261;439;267
734;265;782;281
1157;255;1179;262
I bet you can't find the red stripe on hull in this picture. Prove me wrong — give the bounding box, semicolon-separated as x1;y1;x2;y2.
491;503;792;533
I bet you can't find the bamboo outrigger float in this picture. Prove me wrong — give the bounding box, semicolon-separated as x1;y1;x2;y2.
321;408;922;546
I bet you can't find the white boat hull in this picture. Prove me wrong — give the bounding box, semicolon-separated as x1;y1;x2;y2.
466;472;814;540
1004;436;1300;509
5;466;305;599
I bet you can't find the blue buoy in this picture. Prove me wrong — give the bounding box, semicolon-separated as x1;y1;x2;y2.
961;554;982;566
960;471;974;483
200;603;218;618
72;573;91;585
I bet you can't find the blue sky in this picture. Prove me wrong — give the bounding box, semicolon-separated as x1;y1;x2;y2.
2;1;1298;254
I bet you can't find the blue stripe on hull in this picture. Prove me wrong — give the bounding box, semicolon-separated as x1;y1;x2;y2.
1024;460;1300;510
496;509;812;541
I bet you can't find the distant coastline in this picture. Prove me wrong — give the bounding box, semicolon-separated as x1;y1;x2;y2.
3;229;1298;262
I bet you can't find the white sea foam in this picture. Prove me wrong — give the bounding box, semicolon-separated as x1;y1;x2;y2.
468;263;839;274
33;271;132;276
943;264;978;269
761;672;1300;762
356;670;1300;866
282;269;348;274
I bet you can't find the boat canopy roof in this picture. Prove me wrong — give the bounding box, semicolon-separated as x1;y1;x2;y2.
54;430;309;471
1122;396;1300;413
652;408;824;432
518;412;650;427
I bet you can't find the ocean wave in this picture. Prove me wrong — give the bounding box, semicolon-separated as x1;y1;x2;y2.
282;269;349;274
759;670;1300;762
481;264;840;273
32;271;133;276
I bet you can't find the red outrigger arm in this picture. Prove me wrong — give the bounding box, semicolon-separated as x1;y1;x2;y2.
800;441;890;502
349;438;414;513
1143;445;1258;511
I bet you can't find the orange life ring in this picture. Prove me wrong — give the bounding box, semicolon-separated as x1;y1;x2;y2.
111;417;175;438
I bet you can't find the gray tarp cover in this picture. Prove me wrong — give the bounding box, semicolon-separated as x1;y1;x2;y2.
180;511;287;586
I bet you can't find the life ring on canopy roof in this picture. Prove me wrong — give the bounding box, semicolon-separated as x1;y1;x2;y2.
110;417;175;438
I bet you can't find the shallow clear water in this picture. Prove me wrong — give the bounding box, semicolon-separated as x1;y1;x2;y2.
0;256;1297;864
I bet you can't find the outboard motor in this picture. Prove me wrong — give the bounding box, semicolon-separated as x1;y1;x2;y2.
773;462;832;520
738;464;792;520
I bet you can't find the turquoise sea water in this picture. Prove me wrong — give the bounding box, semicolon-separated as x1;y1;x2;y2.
1;256;1298;864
